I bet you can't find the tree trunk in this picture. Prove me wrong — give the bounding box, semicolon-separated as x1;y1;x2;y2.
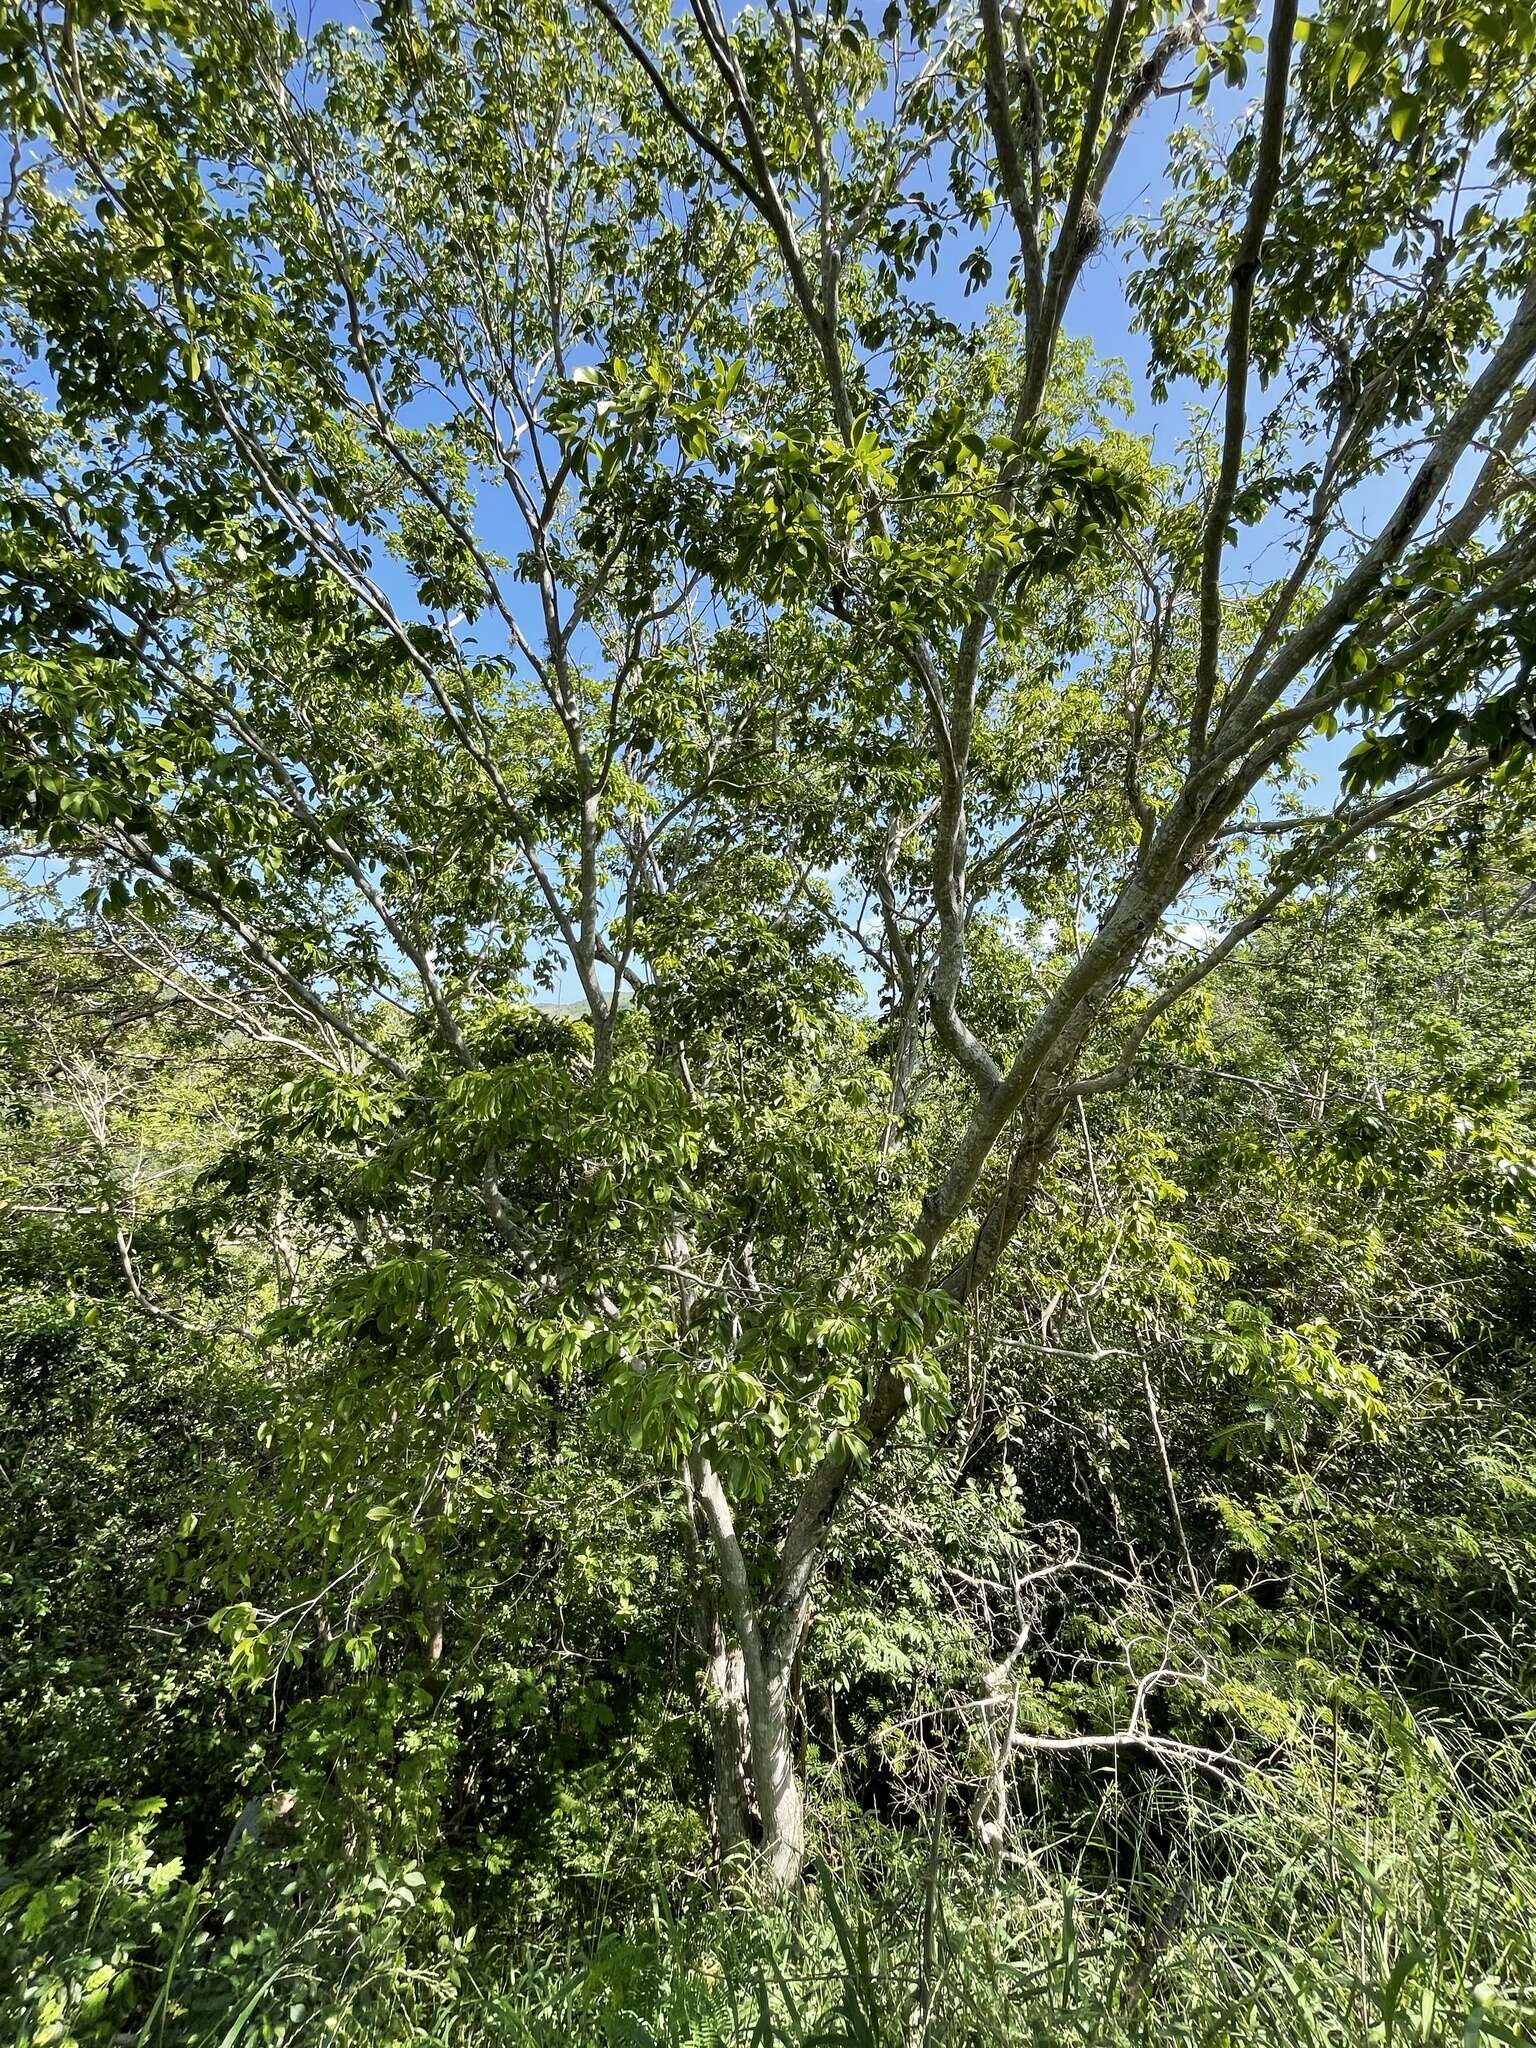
701;1631;807;1889
743;1656;805;1892
711;1102;1077;1893
688;1451;811;1890
703;1642;753;1860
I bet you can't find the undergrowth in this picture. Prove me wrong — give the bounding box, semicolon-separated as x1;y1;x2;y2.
5;1717;1534;2047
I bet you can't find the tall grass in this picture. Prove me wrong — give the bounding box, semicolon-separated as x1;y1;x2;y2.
6;1720;1535;2046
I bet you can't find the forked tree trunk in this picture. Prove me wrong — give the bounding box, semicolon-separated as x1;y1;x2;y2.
692;1101;1074;1892
689;1453;814;1891
690;1083;1088;1892
700;1581;819;1884
700;1618;808;1888
710;1648;806;1884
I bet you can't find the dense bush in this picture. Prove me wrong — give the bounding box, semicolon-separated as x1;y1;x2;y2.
5;852;1536;2041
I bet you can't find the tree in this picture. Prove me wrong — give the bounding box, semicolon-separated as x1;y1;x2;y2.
3;0;1536;1887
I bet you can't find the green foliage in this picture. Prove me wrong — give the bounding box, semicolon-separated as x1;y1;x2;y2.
5;1725;1536;2044
3;0;1536;2034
